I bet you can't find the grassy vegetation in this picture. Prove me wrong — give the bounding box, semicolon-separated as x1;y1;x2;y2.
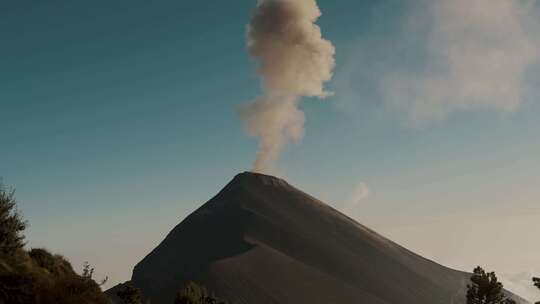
0;183;228;304
0;184;109;304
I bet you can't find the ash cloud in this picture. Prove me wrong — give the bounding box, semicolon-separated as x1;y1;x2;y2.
240;0;335;173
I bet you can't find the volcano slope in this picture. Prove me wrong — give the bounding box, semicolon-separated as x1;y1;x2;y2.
113;172;527;304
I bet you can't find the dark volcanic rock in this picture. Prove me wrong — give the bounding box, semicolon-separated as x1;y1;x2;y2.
112;172;527;304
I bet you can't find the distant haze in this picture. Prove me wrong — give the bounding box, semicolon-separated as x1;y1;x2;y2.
2;1;539;301
337;0;540;124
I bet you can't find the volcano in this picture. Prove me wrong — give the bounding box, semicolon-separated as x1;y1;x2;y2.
107;172;527;304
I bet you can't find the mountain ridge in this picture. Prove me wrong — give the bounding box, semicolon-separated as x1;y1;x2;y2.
108;172;528;304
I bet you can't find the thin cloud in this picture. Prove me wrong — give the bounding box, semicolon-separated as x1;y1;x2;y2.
343;182;371;214
337;0;540;125
500;271;540;303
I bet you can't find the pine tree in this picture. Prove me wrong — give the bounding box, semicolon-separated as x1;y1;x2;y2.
466;266;516;304
0;184;27;256
533;277;539;304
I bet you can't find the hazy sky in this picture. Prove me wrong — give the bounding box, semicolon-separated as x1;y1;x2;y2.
1;0;539;300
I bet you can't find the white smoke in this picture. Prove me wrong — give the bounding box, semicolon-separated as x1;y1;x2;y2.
335;0;540;125
350;182;370;205
500;271;540;303
240;0;335;173
383;0;540;123
342;182;371;214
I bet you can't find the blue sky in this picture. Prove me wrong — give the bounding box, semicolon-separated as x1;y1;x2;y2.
1;0;539;299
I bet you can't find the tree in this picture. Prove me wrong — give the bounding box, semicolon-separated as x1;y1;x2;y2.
533;277;539;304
0;183;110;304
466;266;515;304
175;282;227;304
0;184;27;256
117;284;143;304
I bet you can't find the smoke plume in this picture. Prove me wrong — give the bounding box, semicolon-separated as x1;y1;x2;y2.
240;0;335;173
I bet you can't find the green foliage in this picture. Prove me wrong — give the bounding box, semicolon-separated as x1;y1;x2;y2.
50;266;110;304
0;249;110;303
117;284;142;304
0;183;110;304
0;248;111;304
175;282;227;304
0;184;27;256
466;266;515;304
29;248;75;276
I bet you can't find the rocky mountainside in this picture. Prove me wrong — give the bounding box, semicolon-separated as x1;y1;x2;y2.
108;172;528;304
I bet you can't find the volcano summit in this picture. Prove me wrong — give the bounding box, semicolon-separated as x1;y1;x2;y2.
107;172;527;304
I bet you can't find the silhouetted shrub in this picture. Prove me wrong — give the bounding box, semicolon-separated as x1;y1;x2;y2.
466;266;515;304
175;282;227;304
0;250;110;304
0;183;109;304
0;184;27;256
116;284;142;304
81;261;108;287
29;248;75;277
52;270;109;304
0;270;35;303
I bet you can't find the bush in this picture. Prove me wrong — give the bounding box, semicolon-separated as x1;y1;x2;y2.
116;284;142;304
175;282;227;304
29;248;75;277
0;249;110;304
0;182;110;304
